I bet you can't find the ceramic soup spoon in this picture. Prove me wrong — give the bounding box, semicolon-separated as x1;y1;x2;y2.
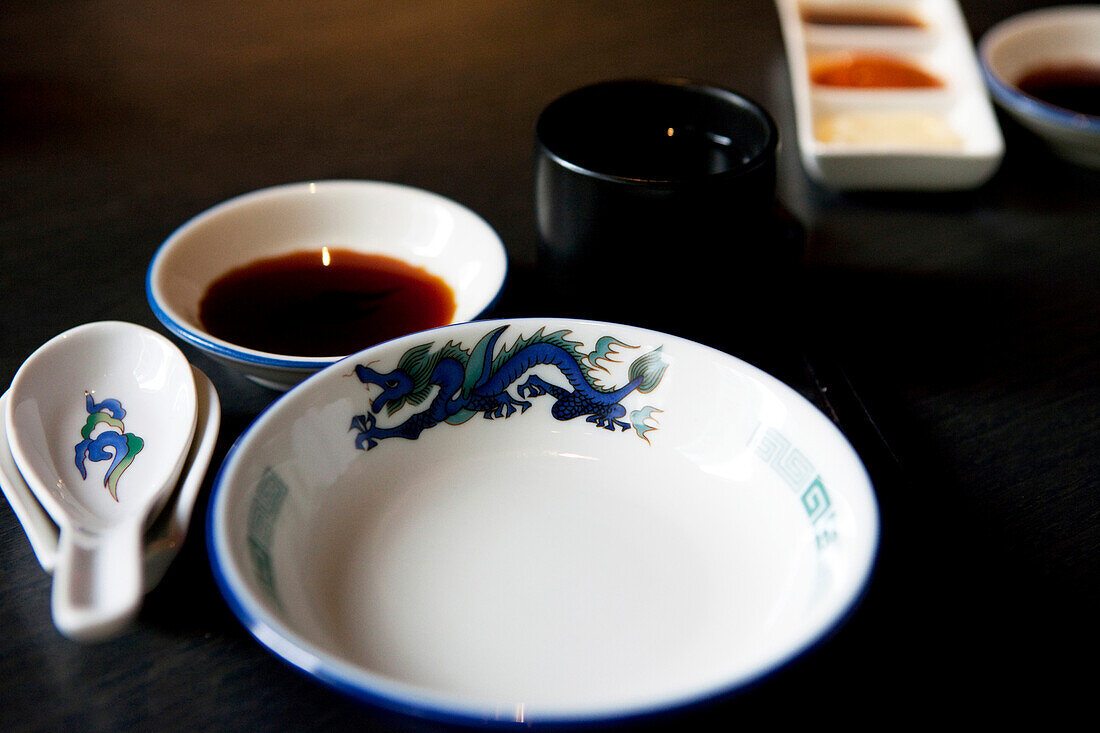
5;322;197;641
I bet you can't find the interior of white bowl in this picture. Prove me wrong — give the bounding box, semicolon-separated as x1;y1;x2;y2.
147;180;508;365
981;7;1100;88
209;318;878;723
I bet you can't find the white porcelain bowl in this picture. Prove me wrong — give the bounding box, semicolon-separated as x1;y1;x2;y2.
979;5;1100;167
208;318;880;725
147;181;508;390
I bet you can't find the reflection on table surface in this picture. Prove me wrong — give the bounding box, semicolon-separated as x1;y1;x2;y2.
0;1;1095;730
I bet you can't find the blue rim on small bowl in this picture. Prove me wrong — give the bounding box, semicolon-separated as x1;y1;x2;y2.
981;67;1100;136
146;180;508;390
206;317;880;726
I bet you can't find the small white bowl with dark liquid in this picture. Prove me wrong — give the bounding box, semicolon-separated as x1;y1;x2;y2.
979;5;1100;168
147;180;508;390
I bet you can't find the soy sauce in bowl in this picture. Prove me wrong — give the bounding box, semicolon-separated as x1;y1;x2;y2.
199;248;456;358
1016;64;1100;118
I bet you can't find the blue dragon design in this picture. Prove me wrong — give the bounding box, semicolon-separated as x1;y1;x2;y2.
350;325;668;450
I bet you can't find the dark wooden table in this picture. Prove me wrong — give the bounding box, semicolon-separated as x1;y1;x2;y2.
2;1;1095;729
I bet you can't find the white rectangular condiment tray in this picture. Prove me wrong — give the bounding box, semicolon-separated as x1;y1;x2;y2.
776;0;1004;190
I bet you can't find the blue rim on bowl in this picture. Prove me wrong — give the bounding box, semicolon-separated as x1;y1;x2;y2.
146;180;508;389
206;317;880;726
981;61;1100;136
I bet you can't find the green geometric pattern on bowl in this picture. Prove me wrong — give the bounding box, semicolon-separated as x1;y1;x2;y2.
753;424;837;550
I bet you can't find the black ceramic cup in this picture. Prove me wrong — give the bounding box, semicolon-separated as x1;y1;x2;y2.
535;78;783;330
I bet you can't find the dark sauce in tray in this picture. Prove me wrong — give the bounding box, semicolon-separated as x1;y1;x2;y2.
199;248;456;357
801;5;925;28
1016;64;1100;117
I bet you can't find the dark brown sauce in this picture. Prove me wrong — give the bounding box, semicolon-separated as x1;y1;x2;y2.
1016;64;1100;117
199;248;456;357
801;5;925;28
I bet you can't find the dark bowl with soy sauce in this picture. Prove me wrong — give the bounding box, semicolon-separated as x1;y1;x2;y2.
147;180;508;390
979;5;1100;168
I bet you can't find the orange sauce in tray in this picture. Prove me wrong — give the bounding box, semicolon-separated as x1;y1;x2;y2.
810;53;944;89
